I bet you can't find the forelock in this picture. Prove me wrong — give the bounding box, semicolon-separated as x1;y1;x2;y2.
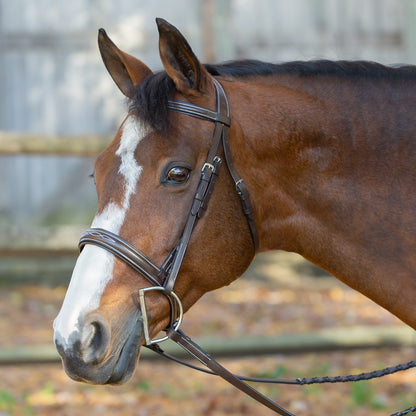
129;72;175;132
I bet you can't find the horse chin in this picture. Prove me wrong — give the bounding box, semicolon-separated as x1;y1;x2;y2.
59;318;143;385
105;319;143;385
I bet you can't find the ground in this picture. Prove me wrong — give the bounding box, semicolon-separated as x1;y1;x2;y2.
1;251;415;416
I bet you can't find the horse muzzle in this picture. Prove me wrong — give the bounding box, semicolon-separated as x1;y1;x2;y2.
54;311;143;385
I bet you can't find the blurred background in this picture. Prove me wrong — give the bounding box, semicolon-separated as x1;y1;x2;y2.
1;1;416;415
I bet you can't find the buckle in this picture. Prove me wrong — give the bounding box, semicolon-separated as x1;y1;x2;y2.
202;163;214;172
137;286;183;345
202;156;221;173
235;178;244;195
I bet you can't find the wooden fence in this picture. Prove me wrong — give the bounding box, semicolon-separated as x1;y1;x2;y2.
0;131;110;156
1;325;414;365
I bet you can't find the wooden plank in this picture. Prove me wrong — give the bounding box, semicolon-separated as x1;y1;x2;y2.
0;226;83;257
0;131;111;156
0;326;414;365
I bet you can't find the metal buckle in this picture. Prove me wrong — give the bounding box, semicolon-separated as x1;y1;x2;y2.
202;156;221;173
202;162;215;172
235;178;245;195
138;286;184;345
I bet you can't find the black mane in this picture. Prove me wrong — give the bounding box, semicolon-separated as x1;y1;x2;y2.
207;59;416;79
130;59;416;131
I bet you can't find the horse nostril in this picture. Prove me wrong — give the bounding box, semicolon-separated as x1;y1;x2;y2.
81;315;111;365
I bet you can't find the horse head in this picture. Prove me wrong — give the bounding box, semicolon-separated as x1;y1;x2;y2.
53;18;255;385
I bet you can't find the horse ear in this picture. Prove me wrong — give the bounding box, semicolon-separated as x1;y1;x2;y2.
98;29;152;98
156;18;212;95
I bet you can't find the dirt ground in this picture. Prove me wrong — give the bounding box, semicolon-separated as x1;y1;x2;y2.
1;251;415;416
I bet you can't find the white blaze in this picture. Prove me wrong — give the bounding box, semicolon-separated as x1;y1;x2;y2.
54;117;149;343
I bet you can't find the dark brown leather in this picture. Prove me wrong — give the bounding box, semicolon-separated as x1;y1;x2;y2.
79;228;162;287
167;100;231;126
220;109;259;251
167;328;295;416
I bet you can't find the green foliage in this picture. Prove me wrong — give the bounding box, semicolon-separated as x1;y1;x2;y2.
248;364;288;379
160;381;178;399
39;381;54;398
0;390;15;413
350;381;386;410
135;380;151;391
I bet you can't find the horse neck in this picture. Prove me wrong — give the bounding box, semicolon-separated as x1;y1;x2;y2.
227;75;416;328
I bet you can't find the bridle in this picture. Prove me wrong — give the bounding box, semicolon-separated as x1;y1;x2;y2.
77;79;416;416
79;78;258;344
78;79;295;415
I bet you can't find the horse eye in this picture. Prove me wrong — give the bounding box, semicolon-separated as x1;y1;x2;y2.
166;166;190;184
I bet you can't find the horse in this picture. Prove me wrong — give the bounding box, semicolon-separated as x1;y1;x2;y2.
53;17;416;392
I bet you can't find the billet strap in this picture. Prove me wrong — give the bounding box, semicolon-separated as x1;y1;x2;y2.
166;328;295;416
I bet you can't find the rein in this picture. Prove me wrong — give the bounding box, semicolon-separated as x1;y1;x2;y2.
78;79;416;416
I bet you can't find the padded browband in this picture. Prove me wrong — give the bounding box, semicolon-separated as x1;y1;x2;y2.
167;100;231;126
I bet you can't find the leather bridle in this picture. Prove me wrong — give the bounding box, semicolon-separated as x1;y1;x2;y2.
76;78;416;416
78;79;296;415
79;78;259;341
80;78;259;330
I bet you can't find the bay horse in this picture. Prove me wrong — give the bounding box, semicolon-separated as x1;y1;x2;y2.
54;17;416;401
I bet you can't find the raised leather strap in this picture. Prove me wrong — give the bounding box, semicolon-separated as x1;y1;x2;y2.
167;328;295;416
79;228;162;287
167;100;230;126
221;117;259;252
168;78;231;127
211;79;259;251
